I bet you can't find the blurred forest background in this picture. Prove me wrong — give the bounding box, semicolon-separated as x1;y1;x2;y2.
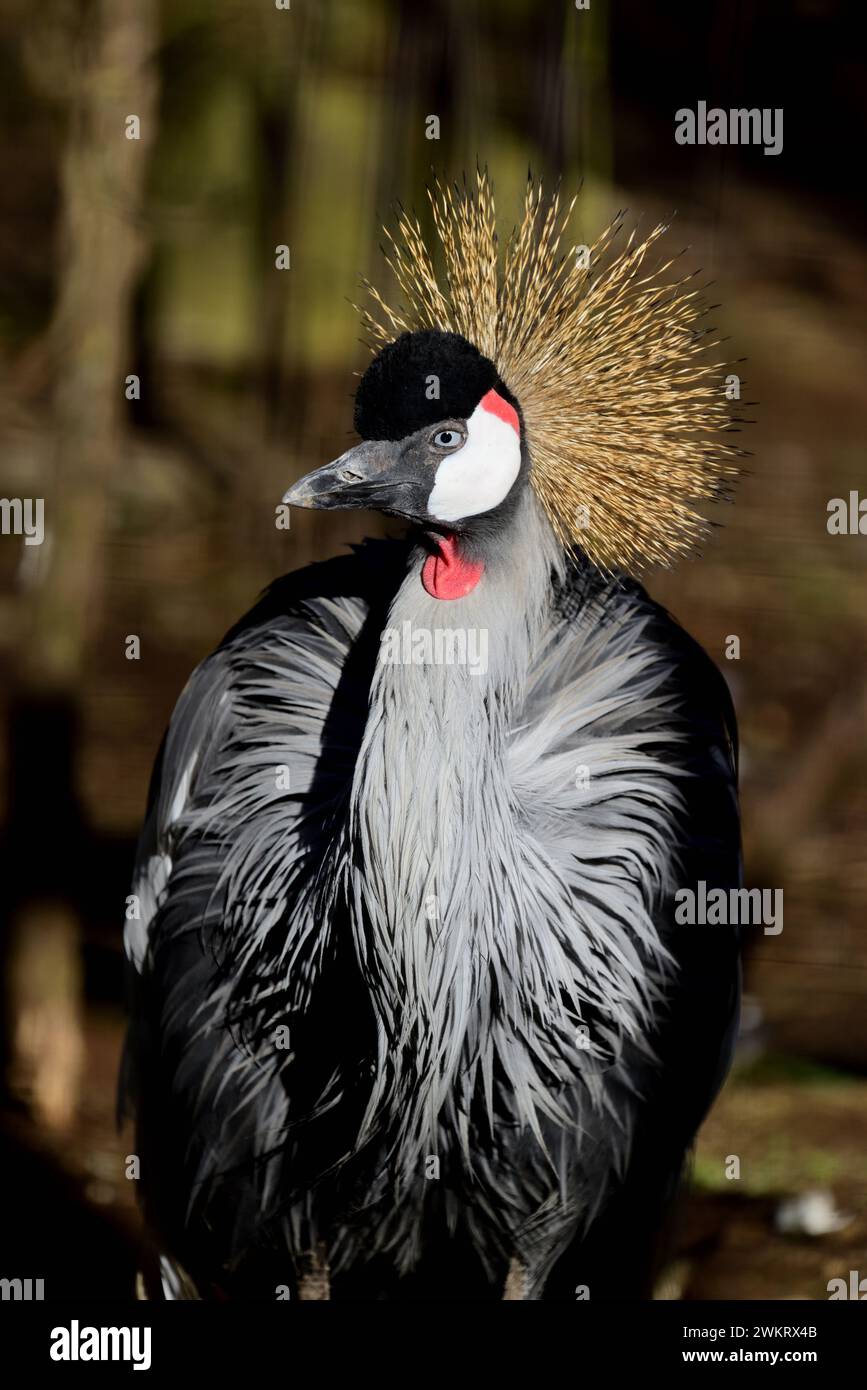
0;0;865;1300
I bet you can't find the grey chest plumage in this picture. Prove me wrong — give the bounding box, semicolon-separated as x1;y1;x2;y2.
124;517;738;1285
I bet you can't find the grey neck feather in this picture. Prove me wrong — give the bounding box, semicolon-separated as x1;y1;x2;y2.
344;489;673;1184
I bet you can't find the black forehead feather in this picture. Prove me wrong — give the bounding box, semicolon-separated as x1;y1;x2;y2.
354;329;516;441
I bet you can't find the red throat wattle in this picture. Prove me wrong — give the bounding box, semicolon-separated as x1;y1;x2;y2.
421;534;484;600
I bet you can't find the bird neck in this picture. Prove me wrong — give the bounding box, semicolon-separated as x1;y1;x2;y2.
382;487;561;718
344;491;563;1163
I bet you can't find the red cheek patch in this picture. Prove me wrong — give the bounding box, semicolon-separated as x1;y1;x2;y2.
480;388;520;436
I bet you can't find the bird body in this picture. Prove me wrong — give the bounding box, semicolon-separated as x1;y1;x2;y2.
123;176;742;1300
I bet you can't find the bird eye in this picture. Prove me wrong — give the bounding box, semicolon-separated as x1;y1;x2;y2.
432;428;464;449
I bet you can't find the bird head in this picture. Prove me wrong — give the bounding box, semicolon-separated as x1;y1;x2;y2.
284;173;742;579
283;329;527;539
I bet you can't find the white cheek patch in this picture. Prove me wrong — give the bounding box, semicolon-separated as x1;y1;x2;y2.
426;391;521;522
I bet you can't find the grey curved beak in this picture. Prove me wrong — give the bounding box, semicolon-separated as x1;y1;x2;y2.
283;440;407;511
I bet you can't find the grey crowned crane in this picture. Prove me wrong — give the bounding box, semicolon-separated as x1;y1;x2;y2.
122;175;743;1301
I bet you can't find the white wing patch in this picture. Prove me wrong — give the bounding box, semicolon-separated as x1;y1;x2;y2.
168;755;197;826
125;853;172;972
124;752;198;972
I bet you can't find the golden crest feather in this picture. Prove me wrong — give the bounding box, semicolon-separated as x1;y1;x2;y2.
360;170;742;572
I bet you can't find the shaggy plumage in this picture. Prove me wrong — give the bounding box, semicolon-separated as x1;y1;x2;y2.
122;492;739;1300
